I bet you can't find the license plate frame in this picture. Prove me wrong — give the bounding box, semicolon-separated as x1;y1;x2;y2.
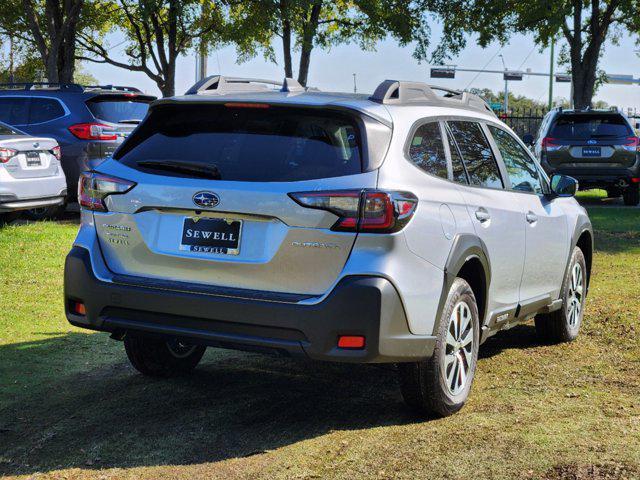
582;146;601;157
179;217;242;255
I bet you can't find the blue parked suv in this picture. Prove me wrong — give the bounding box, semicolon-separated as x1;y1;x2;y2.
0;83;155;211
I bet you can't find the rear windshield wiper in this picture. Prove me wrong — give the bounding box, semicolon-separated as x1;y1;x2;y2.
136;160;222;180
118;119;142;125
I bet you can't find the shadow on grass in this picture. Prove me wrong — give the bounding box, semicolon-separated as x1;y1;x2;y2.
0;324;547;476
0;333;417;475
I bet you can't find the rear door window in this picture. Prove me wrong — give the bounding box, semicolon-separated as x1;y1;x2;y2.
549;113;632;139
408;122;448;179
115;104;363;182
29;98;66;124
86;96;151;124
448;121;503;189
0;97;30;125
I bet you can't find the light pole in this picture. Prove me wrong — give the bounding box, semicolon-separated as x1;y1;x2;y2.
499;54;508;113
548;37;555;110
353;73;357;94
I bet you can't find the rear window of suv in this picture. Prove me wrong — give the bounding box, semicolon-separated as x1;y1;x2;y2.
114;104;363;182
86;96;151;124
549;113;632;139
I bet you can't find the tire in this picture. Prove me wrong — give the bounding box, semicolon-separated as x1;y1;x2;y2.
623;185;639;206
0;212;20;226
124;334;206;377
398;278;480;417
23;203;67;221
535;246;587;343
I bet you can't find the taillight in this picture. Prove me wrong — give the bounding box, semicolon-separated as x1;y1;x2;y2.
51;145;62;161
0;147;18;163
541;137;561;152
289;189;417;233
78;171;136;212
622;137;639;152
68;123;118;141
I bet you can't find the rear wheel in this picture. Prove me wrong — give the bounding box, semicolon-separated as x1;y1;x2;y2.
398;278;480;417
535;247;587;343
124;334;206;377
623;185;639;206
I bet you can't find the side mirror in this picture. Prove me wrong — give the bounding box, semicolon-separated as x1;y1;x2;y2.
550;174;578;197
522;133;534;146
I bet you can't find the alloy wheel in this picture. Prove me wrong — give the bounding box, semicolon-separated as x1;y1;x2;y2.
444;301;474;395
567;263;584;328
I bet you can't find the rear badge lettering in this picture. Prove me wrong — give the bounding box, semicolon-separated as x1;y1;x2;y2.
291;241;340;250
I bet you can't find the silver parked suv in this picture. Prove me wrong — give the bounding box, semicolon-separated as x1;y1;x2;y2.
64;77;593;416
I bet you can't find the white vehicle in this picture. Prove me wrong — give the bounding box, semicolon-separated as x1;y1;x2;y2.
0;121;67;222
64;78;592;416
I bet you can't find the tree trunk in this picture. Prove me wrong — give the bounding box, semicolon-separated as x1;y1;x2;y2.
279;0;293;78
297;0;322;86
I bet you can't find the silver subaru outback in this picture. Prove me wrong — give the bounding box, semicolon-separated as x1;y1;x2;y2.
64;77;592;416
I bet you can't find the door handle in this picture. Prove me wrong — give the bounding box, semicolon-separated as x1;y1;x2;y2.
474;208;491;223
526;211;538;224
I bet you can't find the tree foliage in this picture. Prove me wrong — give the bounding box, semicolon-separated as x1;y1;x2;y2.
425;0;639;109
228;0;432;86
0;0;111;83
78;0;226;97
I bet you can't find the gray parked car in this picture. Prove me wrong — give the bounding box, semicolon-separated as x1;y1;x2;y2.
0;121;66;222
64;77;593;416
526;108;640;206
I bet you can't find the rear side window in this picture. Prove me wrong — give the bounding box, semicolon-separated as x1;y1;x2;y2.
87;97;151;124
448;121;503;189
115;104;363;182
0;97;29;125
408;122;448;179
0;121;23;135
549;113;632;139
29;98;66;124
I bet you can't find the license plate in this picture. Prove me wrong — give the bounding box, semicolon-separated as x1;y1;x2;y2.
582;146;601;157
26;151;41;167
179;217;241;255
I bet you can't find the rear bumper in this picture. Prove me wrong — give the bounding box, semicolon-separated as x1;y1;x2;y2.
64;246;436;363
0;193;66;212
542;159;640;188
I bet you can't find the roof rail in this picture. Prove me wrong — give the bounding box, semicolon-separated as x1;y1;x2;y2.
185;76;307;95
0;82;84;92
369;80;496;116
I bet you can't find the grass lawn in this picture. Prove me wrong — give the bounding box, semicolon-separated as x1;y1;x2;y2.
1;208;639;480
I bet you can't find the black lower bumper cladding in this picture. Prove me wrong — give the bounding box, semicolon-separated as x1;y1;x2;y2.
64;247;435;363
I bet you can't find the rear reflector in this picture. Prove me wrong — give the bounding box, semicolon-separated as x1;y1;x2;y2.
71;301;86;315
337;335;365;349
289;189;417;233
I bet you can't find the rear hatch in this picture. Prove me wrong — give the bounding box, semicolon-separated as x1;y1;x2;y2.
85;93;156;159
0;135;60;179
544;112;637;169
92;102;388;296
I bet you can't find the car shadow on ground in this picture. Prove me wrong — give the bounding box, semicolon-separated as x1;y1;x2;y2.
0;324;542;476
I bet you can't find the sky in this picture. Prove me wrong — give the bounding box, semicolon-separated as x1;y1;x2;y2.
77;22;640;111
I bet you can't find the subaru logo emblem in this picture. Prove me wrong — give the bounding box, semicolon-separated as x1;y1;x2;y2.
587;139;597;145
33;142;39;148
192;191;220;208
